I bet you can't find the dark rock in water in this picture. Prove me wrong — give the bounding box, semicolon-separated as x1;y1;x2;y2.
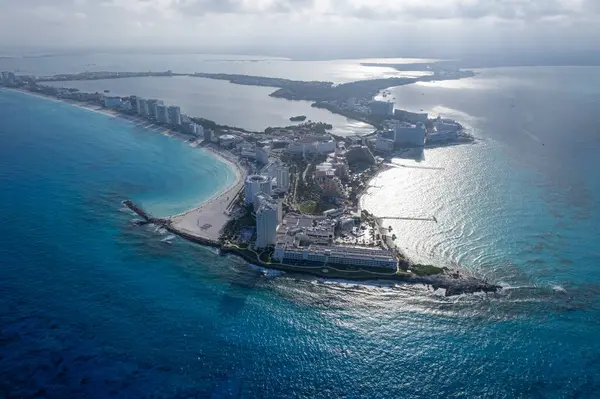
290;115;307;122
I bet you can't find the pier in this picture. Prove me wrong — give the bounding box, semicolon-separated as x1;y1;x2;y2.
122;200;222;247
385;163;445;171
378;216;438;223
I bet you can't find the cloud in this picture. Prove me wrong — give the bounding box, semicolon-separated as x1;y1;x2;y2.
332;0;593;21
0;0;598;57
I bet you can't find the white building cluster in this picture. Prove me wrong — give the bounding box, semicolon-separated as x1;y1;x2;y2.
243;165;291;249
314;151;349;198
273;214;397;269
374;120;426;152
394;110;429;124
255;196;281;249
286;135;336;157
0;71;18;86
244;175;272;206
262;162;291;193
427;117;462;143
132;96;189;131
369;100;394;116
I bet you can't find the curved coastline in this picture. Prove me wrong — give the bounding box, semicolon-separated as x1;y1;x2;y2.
3;87;247;243
167;145;247;244
6;88;497;295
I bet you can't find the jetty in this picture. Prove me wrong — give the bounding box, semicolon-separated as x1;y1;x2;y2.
122;200;168;225
385;163;445;171
122;200;221;247
378;216;438;223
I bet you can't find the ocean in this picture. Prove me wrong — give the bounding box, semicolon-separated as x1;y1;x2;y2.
1;61;600;398
0;53;433;82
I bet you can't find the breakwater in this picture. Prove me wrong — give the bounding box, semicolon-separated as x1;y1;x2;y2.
122;200;221;248
123;200;499;296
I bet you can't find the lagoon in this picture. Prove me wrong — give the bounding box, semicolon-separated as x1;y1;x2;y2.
45;76;375;135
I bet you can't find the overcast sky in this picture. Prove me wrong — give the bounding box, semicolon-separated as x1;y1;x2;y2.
1;0;599;59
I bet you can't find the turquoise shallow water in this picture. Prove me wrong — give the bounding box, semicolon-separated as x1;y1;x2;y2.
1;70;600;399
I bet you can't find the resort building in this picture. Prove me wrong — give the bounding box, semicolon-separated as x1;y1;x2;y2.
204;129;216;143
256;200;279;249
369;100;394;116
103;96;122;108
315;154;349;180
274;245;397;269
433;117;461;135
256;145;271;165
275;165;290;192
156;104;170;124
393;122;426;147
394;110;429;124
286;135;336;157
254;193;283;223
375;136;395;153
239;143;256;160
273;214;396;269
244;175;271;205
168;106;181;126
146;99;163;120
219;134;238;148
185;122;202;135
135;98;149;116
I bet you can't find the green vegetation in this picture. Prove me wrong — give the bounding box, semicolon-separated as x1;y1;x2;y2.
190;116;253;134
299;200;318;214
264;121;333;135
220;207;256;241
410;264;446;277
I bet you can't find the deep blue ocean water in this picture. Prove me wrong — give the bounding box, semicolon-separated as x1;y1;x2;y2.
1;64;600;399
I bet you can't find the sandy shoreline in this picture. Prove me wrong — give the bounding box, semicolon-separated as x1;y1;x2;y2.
169;144;247;243
3;87;247;242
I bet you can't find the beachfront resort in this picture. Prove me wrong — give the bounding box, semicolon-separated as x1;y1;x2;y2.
1;69;475;277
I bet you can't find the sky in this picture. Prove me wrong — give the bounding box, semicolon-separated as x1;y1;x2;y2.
1;0;599;59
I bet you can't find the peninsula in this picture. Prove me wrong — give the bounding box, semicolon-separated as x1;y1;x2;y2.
192;67;475;128
1;68;495;295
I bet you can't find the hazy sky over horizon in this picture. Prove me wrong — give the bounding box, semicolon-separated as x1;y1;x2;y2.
1;0;599;58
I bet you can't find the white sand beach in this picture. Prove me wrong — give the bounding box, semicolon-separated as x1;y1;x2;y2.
169;148;246;242
170;153;246;242
7;88;248;243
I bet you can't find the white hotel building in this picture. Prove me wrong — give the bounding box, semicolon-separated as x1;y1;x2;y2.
273;245;397;269
254;193;282;249
244;175;272;206
273;214;397;269
286;135;336;157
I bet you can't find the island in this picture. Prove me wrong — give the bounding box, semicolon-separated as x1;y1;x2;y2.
1;68;496;296
290;115;307;122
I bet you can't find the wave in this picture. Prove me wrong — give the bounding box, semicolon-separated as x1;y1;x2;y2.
119;207;137;216
247;263;284;278
161;235;176;243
